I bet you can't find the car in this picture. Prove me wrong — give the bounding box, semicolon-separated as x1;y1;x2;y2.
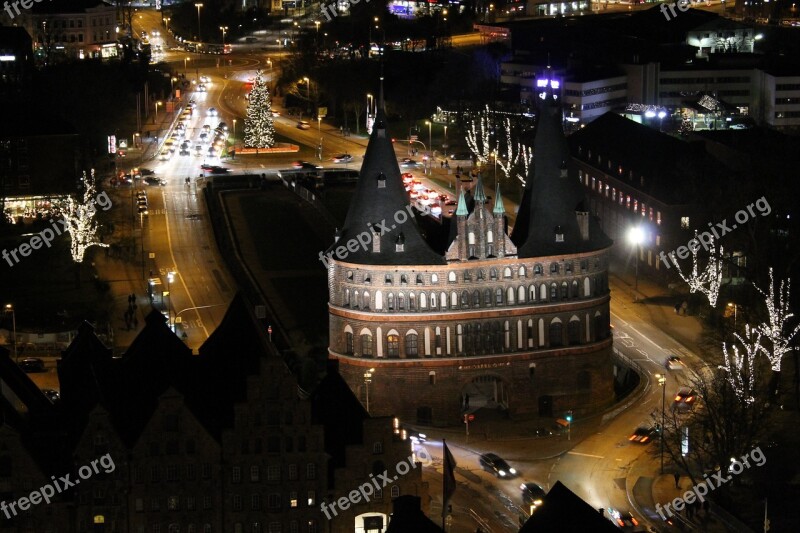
399;426;427;443
533;427;553;437
297;121;311;130
144;176;165;186
20;358;45;373
445;199;457;206
200;75;210;83
137;168;155;176
332;154;353;163
665;355;685;370
400;158;420;168
401;172;414;180
42;389;61;402
673;387;696;411
629;426;654;444
198;133;209;143
137;205;149;215
201;164;229;173
208;107;218;117
606;508;639;528
197;84;207;92
449;152;473;161
520;483;547;511
292;161;322;170
479;453;518;478
217;122;228;131
159;149;171;161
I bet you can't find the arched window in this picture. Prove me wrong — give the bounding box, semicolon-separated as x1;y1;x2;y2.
344;326;354;355
550;262;559;274
529;284;536;302
534;264;543;275
517;320;524;349
568;318;581;345
448;271;457;282
477;269;485;281
461;290;469;308
517;286;526;303
571;280;579;298
527;319;534;348
416;274;424;285
420;292;428;309
375;291;383;310
472;290;481;307
391;485;400;498
430;292;437;309
584;277;591;297
495;288;503;305
561;281;568;300
451;291;458;308
435;327;442;355
387;293;394;310
387;333;400;357
431;274;439;283
549;319;563;347
519;266;526;277
484;288;492;307
344;289;350;307
540;284;547;301
361;332;373;357
440;292;447;309
503;267;512;279
406;332;418;357
354;291;361;309
550;283;558;300
363;291;370;310
507;286;515;305
398;293;405;310
409;293;416;310
456;324;464;354
490;268;498;280
504;321;511;349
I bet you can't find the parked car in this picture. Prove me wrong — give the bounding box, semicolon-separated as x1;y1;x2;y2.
479;453;518;478
606;508;639;528
332;154;353;163
296;121;311;130
20;358;45;373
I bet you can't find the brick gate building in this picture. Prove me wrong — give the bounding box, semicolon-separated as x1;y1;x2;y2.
327;79;615;426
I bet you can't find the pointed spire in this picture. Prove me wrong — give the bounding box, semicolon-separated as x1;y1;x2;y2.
493;182;506;215
455;189;468;216
474;174;487;204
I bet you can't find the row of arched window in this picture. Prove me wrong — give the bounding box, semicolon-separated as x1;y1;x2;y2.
343;258;606;286
341;275;608;310
340;312;611;359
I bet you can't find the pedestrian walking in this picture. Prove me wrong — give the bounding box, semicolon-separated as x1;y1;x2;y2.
673;472;680;489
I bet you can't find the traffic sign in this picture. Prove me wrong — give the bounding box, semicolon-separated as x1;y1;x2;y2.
467;414;475;421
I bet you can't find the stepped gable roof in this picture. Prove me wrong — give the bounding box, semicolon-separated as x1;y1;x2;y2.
517;87;612;257
327;80;445;266
519;481;621;532
310;360;368;469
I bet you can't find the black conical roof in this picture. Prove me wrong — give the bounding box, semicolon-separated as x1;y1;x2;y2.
327;85;445;266
517;89;612;257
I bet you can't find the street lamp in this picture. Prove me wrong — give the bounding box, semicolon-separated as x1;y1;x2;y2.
232;119;236;156
154;101;162;123
166;271;175;330
425;120;432;173
4;304;16;362
364;367;375;413
727;302;738;330
628;226;644;295
655;373;667;474
302;76;310;115
219;26;228;47
164;17;170;31
194;3;203;41
266;58;272;70
443;124;448;150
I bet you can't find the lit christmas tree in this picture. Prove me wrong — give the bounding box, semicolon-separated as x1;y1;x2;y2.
670;230;724;307
753;268;800;374
61;169;109;263
720;324;764;404
465;105;494;165
243;70;275;149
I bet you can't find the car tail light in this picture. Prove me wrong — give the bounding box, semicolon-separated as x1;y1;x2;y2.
631;517;639;526
674;395;682;401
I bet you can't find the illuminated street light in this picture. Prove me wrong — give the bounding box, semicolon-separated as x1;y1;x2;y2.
194;3;203;41
219;26;228;47
4;304;16;362
166;271;175;330
425;120;432;173
154;101;162;123
628;226;644;293
364;368;375;412
655;373;667;473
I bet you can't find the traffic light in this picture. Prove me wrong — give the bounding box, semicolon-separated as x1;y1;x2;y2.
565;410;573;423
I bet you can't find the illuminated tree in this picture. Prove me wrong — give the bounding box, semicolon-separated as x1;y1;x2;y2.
244;70;275;149
670;231;724;307
720;325;764;404
495;117;533;186
61;169;109;264
465;105;495;165
753;268;800;374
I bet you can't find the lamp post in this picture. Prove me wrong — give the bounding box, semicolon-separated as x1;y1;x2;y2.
4;304;16;362
302;76;310;115
154;101;162;123
232;119;236;158
219;26;228;47
443;124;448;150
425;120;432;173
628;226;644;296
266;58;272;71
364;367;375;413
655;373;667;474
194;3;203;41
727;302;737;331
164;17;170;31
166;271;175;330
314;20;320;46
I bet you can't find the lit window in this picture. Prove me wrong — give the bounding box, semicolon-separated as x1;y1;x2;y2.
657;211;662;225
680;216;690;229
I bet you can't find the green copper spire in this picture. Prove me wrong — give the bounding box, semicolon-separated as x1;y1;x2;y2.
455;189;469;216
493;182;506;215
474;173;487;204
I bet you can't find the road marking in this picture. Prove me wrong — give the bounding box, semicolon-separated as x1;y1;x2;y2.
567;451;604;459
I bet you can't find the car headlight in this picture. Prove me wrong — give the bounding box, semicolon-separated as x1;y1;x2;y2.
498;470;506;477
509;468;517;474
